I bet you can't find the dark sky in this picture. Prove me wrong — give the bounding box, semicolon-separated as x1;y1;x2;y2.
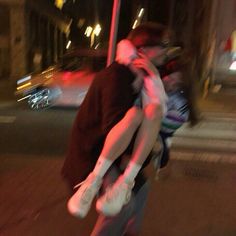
46;0;169;48
61;0;113;47
59;0;135;48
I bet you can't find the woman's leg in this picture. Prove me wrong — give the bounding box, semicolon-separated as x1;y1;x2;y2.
96;103;162;216
122;69;166;183
121;103;163;184
102;107;143;160
129;103;162;164
92;106;143;179
67;106;143;218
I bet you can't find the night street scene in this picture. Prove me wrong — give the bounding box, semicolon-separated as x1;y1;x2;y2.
0;0;236;235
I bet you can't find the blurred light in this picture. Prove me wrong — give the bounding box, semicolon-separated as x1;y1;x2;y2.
62;72;72;81
94;24;101;36
17;95;31;102
132;8;145;29
45;73;54;79
17;82;32;91
94;43;100;49
138;8;144;18
42;67;54;74
55;0;64;9
132;20;138;29
85;26;93;37
77;18;85;28
17;75;31;85
65;19;73;35
66;40;72;49
229;61;236;70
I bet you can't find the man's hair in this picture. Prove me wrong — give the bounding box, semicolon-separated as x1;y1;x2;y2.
127;22;170;49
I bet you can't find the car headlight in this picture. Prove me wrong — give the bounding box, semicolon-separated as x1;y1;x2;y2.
17;75;32;85
16;75;32;91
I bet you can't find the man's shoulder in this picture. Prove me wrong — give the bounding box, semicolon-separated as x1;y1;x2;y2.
95;62;134;81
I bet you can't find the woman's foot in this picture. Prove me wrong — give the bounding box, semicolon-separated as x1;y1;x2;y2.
67;173;102;218
96;177;134;216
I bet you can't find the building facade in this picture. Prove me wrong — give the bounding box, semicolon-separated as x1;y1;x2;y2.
0;0;71;82
0;0;235;87
0;0;26;81
157;0;236;91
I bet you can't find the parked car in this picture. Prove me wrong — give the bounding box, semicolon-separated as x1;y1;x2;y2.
15;49;107;110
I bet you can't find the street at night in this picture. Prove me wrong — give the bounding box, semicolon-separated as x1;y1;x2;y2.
1;0;236;235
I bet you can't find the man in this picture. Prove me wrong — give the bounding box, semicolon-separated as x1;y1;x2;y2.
62;22;170;235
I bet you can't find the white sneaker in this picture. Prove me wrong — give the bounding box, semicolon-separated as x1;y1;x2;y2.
67;173;102;218
96;178;134;216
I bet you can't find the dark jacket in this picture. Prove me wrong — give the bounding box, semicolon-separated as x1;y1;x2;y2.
61;62;139;188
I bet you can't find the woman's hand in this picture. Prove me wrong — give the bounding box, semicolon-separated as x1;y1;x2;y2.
132;52;160;77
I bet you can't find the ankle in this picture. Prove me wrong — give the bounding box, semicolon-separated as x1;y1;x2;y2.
91;172;103;181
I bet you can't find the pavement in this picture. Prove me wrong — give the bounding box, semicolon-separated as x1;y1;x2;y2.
1;80;236;236
0;80;15;101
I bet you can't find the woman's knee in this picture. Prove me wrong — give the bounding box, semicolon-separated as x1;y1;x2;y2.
126;107;143;127
144;104;162;121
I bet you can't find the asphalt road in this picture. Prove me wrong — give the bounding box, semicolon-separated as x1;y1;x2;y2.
0;103;77;156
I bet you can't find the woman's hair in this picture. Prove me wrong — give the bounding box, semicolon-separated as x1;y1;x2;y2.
127;22;170;49
159;49;199;126
175;51;200;126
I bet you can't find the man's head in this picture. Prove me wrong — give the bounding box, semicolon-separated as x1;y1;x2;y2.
127;22;171;66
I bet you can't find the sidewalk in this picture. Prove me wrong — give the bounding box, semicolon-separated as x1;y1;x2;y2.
169;87;236;169
0;79;15;101
198;87;236;114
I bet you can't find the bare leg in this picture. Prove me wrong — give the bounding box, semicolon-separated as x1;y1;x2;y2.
94;103;162;180
67;107;143;219
95;103;163;218
130;103;162;165
91;106;143;179
67;105;161;218
100;106;143;161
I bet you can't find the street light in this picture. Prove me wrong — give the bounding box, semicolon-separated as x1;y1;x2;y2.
85;26;93;37
55;0;65;9
93;24;101;36
66;40;72;49
84;24;102;48
132;8;145;29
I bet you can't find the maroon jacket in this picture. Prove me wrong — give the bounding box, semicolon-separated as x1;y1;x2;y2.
62;62;139;188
